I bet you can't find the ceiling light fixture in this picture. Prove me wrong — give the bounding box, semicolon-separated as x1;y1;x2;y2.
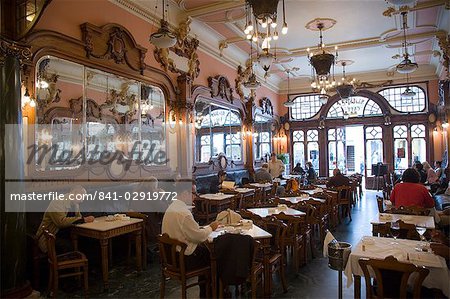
385;0;415;6
149;0;177;49
306;19;338;102
283;69;295;107
244;0;288;73
396;12;418;74
400;73;416;100
336;60;357;100
244;41;261;91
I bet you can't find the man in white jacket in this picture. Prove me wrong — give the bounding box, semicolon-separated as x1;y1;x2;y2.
268;153;285;178
161;189;219;297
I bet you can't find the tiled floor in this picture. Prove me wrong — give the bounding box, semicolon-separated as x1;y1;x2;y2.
56;190;381;298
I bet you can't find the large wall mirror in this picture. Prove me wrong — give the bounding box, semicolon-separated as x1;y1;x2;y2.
194;99;243;164
253;112;273;161
33;55;166;172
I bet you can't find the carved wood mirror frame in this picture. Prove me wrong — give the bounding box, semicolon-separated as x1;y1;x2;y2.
23;23;178;180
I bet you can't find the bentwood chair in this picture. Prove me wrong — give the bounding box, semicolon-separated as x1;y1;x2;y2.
43;229;89;298
387;205;430;216
275;212;306;271
335;185;353;222
259;216;288;294
157;234;211;299
378;220;421;240
358;256;429;299
376;195;385;213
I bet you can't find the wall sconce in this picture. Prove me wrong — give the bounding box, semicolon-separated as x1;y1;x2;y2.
433;127;439;135
21;79;36;108
384;114;392;126
318;117;325;130
442;121;449;130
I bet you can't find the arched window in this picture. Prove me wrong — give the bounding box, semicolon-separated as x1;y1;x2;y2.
201;108;240;127
290;94;323;120
326;96;382;119
378;86;426;112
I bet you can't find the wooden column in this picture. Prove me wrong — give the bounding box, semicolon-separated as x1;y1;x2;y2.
244;96;255;177
177;74;192;178
0;38;32;298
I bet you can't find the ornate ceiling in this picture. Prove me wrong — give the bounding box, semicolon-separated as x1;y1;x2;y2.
121;0;449;92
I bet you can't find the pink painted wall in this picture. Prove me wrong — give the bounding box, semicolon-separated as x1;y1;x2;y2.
34;0;281;114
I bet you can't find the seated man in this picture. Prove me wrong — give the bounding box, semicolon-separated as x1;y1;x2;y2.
36;185;94;253
254;163;272;183
268;153;284;179
326;168;350;188
161;190;219;297
390;168;435;209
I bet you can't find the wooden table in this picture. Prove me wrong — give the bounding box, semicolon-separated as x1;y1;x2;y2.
248;183;273;191
370;213;435;236
345;236;449;298
300;188;324;195
207;224;272;298
199;193;235;212
280;196;326;205
247;207;306;218
71;216;143;291
313;184;327;189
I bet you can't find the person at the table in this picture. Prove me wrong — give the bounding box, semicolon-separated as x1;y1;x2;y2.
255;163;272;183
35;185;95;254
162;190;219;298
305;161;317;184
390;168;434;209
326;168;350;188
291;162;306;176
268;153;284;179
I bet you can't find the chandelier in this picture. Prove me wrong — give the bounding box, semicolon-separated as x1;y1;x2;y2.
396;12;418;74
307;19;338;103
244;41;261;91
244;0;288;73
283;69;295;107
336;60;356;100
150;0;177;48
401;73;416;100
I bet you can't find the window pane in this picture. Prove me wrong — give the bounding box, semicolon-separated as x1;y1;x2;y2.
307;129;319;142
337;141;346;172
293;142;305;167
365;126;383;139
394;139;408;171
290;95;323;120
326;97;382;119
292;130;304;142
393;125;408;138
366;140;383;174
200;146;210;162
412;138;426;164
328;141;336;176
378;86;426;112
411;124;426;138
212;133;224;157
307;142;319;171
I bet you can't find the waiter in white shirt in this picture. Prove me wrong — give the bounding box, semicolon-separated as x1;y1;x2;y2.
162;188;219;298
268;153;285;178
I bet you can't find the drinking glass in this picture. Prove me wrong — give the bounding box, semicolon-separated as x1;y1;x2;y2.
390;222;400;244
415;226;427;251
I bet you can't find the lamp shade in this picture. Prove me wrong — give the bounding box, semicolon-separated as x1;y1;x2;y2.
396;58;418;74
336;84;355;99
310;53;335;76
400;87;416;100
283;100;295;107
258;51;274;72
150;20;177;48
243;73;261;90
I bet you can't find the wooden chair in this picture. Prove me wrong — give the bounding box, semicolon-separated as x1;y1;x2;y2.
275;212;305;271
157;233;211;299
324;190;339;229
292;202;316;259
358;255;429;299
259;216;288;294
27;232;47;290
43;229;89;298
387;206;430;216
304;199;329;244
376;195;384;213
335;185;353;222
193;196;217;225
378;220;420;240
249;240;264;299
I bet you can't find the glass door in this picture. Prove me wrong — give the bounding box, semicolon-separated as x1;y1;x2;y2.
327;128;346;176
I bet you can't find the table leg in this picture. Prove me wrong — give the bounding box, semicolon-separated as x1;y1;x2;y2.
71;233;79;251
354;275;361;299
372;224;378;237
134;229;142;272
100;239;109;291
262;241;271;298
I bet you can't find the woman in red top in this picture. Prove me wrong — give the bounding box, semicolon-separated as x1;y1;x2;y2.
390;168;435;208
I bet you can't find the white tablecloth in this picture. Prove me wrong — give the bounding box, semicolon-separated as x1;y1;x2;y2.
344;237;449;297
199;193;235;201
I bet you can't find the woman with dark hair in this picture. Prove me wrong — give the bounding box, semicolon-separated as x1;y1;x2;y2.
390;168;434;208
414;161;427;184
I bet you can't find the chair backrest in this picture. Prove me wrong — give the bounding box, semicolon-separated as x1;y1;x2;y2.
292;202;316;222
388;205;430;216
376;195;384;213
358;256;429;299
379;220;420;240
275;212;303;239
43;229;57;266
335;185;352;203
260;216;287;252
157;233;188;276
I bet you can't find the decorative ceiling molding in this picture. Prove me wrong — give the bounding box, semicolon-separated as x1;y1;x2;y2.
383;0;449;17
180;1;245;19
